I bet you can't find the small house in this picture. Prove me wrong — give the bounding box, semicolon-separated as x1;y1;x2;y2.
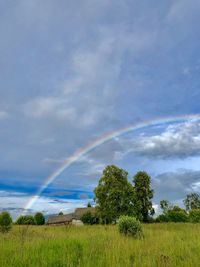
46;213;74;225
46;207;96;226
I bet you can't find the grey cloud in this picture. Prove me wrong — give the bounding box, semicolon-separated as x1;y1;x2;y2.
152;169;200;203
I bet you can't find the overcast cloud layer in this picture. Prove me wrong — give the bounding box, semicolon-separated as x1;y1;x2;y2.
1;0;200;217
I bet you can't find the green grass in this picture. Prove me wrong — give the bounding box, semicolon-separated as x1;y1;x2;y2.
0;223;200;267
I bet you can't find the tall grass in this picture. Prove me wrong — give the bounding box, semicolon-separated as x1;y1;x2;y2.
0;223;200;266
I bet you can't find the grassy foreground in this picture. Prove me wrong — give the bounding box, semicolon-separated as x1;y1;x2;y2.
0;224;200;267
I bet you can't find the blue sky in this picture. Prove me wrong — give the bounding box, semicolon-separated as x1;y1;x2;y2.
1;0;200;218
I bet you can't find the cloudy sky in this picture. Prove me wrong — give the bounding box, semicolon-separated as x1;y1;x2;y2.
1;0;200;218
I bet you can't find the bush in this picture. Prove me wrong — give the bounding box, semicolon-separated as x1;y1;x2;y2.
15;215;35;225
118;215;143;238
155;214;170;223
34;212;45;225
81;212;99;225
189;209;200;223
167;210;188;222
0;211;12;233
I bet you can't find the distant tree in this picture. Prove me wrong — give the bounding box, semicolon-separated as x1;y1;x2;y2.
189;209;200;223
133;171;154;222
81;211;98;225
94;165;135;223
167;206;188;222
87;202;92;208
34;212;45;225
15;215;35;225
58;211;64;216
0;211;12;233
160;200;170;214
183;193;200;211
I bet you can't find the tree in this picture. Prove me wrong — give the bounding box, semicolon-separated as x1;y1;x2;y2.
15;215;35;225
94;165;135;223
133;171;154;222
160;200;170;214
183;193;200;211
0;211;12;233
58;211;64;215
34;212;45;225
81;211;98;225
167;206;188;222
87;202;92;208
189;209;200;223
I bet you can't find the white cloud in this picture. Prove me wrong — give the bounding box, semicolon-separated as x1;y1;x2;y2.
130;120;200;159
0;190;90;219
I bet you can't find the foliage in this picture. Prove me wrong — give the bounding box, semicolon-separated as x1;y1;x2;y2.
184;193;200;211
160;200;171;214
87;202;92;208
58;211;64;215
94;165;135;223
133;171;154;222
189;209;200;223
15;215;35;225
34;212;45;225
81;211;99;225
118;215;143;238
167;207;188;222
0;211;12;233
155;214;170;223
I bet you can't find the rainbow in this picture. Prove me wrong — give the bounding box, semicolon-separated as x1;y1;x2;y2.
25;114;200;211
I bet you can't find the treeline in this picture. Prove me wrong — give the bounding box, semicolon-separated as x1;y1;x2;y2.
156;194;200;223
87;165;200;224
0;212;45;233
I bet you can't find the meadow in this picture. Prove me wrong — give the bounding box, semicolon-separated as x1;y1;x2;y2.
0;223;200;267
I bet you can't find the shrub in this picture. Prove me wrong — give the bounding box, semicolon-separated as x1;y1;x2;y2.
34;212;45;225
81;212;99;225
189;209;200;223
15;215;35;225
167;210;188;222
118;215;143;238
155;214;170;223
0;211;12;233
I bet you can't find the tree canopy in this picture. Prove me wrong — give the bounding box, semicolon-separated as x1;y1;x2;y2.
94;165;135;223
132;171;154;222
183;193;200;211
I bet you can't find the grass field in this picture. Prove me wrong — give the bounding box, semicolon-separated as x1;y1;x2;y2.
0;223;200;267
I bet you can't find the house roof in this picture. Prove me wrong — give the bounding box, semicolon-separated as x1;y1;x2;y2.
46;207;96;224
47;213;74;224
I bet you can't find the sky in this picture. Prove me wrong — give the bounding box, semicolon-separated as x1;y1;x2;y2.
1;0;200;218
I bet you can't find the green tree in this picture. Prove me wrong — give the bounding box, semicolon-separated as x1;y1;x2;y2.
87;202;92;208
15;215;35;225
34;212;45;225
94;165;135;223
81;211;99;225
183;193;200;211
189;209;200;223
133;171;154;222
0;211;12;233
167;206;188;222
58;211;64;215
160;200;170;214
